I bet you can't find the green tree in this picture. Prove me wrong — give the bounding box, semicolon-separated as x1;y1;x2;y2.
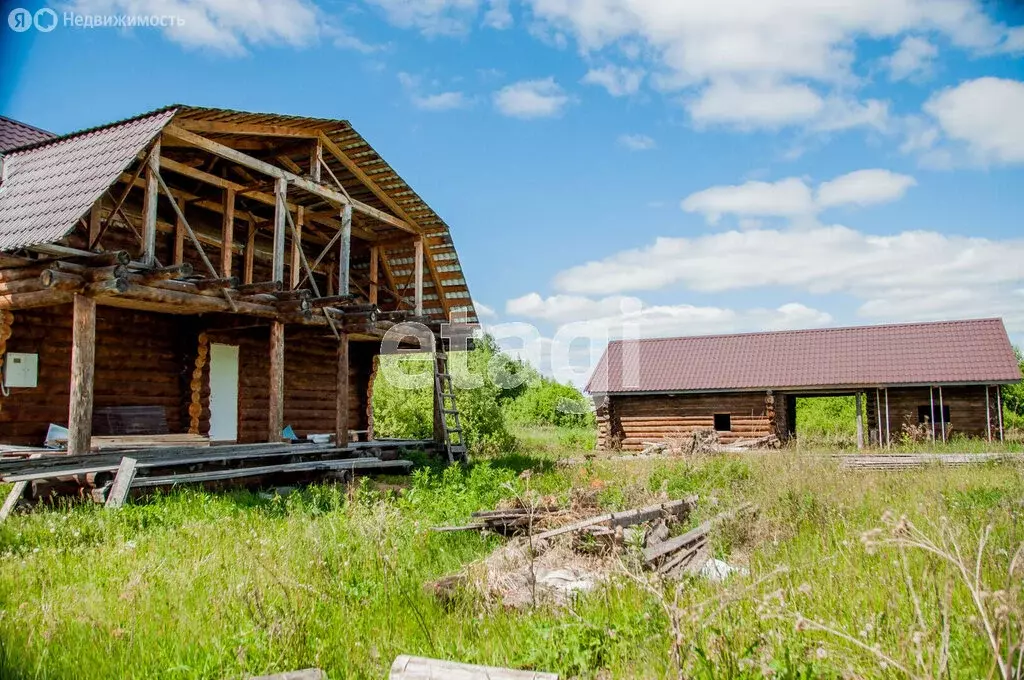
1003;346;1024;427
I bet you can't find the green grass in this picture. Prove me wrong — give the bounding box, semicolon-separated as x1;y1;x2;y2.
1;431;1023;678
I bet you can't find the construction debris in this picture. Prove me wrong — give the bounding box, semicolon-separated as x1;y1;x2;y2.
428;496;756;608
639;429;778;457
837;452;1019;470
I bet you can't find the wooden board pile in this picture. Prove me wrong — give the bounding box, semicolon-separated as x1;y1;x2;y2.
642;502;757;579
640;429;780;456
0;439;432;520
837;452;1021;471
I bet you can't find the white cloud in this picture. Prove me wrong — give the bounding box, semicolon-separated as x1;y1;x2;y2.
67;0;321;53
923;77;1024;165
483;0;513;29
412;91;471;111
618;133;656;151
813;97;890;132
884;36;938;81
681;177;815;223
473;300;498;318
493;78;571;118
581;65;645;96
363;0;479;35
816;169;917;208
688;79;823;128
682;169;916;223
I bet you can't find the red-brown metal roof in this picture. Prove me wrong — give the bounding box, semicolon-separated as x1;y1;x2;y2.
586;318;1022;394
0;116;55;153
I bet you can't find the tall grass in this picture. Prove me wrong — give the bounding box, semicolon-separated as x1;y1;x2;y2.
0;435;1022;678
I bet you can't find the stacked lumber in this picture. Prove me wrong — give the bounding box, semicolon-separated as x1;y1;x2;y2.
838;453;1018;470
643;503;758;579
91;433;209;451
390;656;557;679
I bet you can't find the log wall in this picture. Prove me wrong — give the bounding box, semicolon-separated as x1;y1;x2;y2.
1;305;378;447
866;385;996;440
596;392;777;451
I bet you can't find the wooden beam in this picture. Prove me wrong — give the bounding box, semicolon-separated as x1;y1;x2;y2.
310;138;323;183
378;246;403;307
336;334;349;445
290;206;303;289
269;322;285;442
104;457;138;509
221;188;235;277
414;237;424;316
141;139;161;265
318;132;451;318
88;199;103;249
68;295;97;456
175;119;319;139
369;245;379;305
173;196;186;265
272;178;287;283
338;205;351;296
244;222;256;285
162;125;411;232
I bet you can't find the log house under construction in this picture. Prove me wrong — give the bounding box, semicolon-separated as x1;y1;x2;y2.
586;319;1021;451
0;106;476;453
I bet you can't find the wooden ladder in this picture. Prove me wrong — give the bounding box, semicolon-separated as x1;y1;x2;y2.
433;352;468;463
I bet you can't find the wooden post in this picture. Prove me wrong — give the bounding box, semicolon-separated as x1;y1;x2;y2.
929;386;936;441
336;334;349;446
173;196;186;265
986;385;993;442
244;222;256;285
997;386;1004;442
855;392;864;450
272;178;287;284
369;245;379;306
338;205;352;297
938;385;946;443
290;206;303;289
884;387;891;448
310;139;323;183
141;139;160;266
414;237;423;316
268;321;285;442
433;353;445;446
68;295;97;455
875;388;882;448
221;188;235;278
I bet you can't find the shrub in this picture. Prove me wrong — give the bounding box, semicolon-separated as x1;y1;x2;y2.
505;378;596;429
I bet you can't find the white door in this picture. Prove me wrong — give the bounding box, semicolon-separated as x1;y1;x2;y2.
208;344;239;442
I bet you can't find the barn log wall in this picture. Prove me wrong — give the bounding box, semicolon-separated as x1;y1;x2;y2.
867;386;993;439
596;392;777;451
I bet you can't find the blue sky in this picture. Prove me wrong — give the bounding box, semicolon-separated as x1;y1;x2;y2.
2;0;1023;383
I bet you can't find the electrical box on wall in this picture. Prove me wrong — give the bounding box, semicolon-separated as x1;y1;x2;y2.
4;352;38;388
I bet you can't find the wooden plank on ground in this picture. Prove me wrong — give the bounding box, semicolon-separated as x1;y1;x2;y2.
531;497;695;545
0;453;41;522
104;457;138;509
249;669;326;680
389;655;557;679
131;458;412;488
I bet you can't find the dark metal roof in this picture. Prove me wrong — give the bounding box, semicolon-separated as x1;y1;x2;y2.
586;318;1022;394
0;116;55;153
0;109;174;251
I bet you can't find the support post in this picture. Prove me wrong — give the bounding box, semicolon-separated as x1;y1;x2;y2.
369;245;379;306
875;388;882;448
311;139;323;183
938;385;946;443
173;196;185;265
244;222;256;285
272;178;287;284
884;387;891;448
68;295;96;455
338;205;352;297
141;139;160;266
268;321;285;442
997;386;1004;442
855;392;864;450
335;334;349;446
414;237;424;316
290;206;303;289
221;188;235;278
986;385;993;442
929;386;936;441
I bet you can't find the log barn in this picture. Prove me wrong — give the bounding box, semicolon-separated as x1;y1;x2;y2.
586;319;1021;451
0;106;476;453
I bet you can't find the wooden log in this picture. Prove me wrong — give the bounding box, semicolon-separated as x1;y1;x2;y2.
191;276;238;291
65;250;131;267
142;140;160;266
68;295;97;456
104;457;138;509
84;278;130;296
336;334;349;445
389;655;558;680
0;277;48;295
55;262;130;282
269;321;285;442
222;187;235;278
39;270;85;290
531;497;695;545
236;280;283;295
0;263;52;283
309;294;356;309
129;263;193;283
0;288;75;310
